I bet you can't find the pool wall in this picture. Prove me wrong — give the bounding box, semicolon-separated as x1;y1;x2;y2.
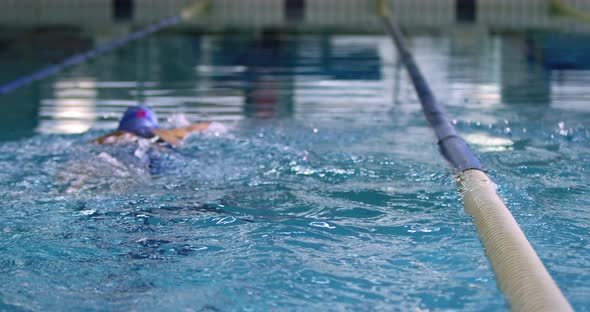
2;0;590;34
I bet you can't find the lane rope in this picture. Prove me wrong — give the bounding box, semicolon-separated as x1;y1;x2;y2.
376;1;573;310
0;0;210;95
549;0;590;23
377;0;480;172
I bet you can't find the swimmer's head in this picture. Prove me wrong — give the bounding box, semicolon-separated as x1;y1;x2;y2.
117;105;160;138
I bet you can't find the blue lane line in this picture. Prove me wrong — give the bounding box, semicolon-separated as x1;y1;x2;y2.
380;15;482;172
0;15;182;95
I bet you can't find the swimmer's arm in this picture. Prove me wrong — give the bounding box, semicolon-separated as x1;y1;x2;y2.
91;131;139;145
180;122;212;133
152;122;211;146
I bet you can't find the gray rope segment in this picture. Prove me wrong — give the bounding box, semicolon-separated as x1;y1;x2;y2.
380;15;481;171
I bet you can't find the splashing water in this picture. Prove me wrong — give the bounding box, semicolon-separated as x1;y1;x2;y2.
0;33;589;311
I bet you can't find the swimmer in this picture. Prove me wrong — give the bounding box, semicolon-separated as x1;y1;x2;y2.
58;105;219;193
92;105;213;146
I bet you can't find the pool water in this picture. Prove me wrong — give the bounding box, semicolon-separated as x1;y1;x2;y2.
0;31;589;311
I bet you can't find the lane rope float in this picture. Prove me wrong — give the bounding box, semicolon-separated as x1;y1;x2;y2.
376;0;573;311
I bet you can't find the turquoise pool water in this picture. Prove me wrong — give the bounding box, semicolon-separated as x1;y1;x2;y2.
0;32;588;311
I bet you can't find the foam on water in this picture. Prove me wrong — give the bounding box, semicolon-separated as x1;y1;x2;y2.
0;117;501;311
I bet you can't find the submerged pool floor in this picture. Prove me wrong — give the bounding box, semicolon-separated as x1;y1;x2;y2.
0;33;589;311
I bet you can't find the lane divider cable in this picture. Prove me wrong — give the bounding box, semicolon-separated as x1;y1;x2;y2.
0;0;211;95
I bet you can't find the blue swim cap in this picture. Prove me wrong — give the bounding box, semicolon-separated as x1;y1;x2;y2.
117;105;160;138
